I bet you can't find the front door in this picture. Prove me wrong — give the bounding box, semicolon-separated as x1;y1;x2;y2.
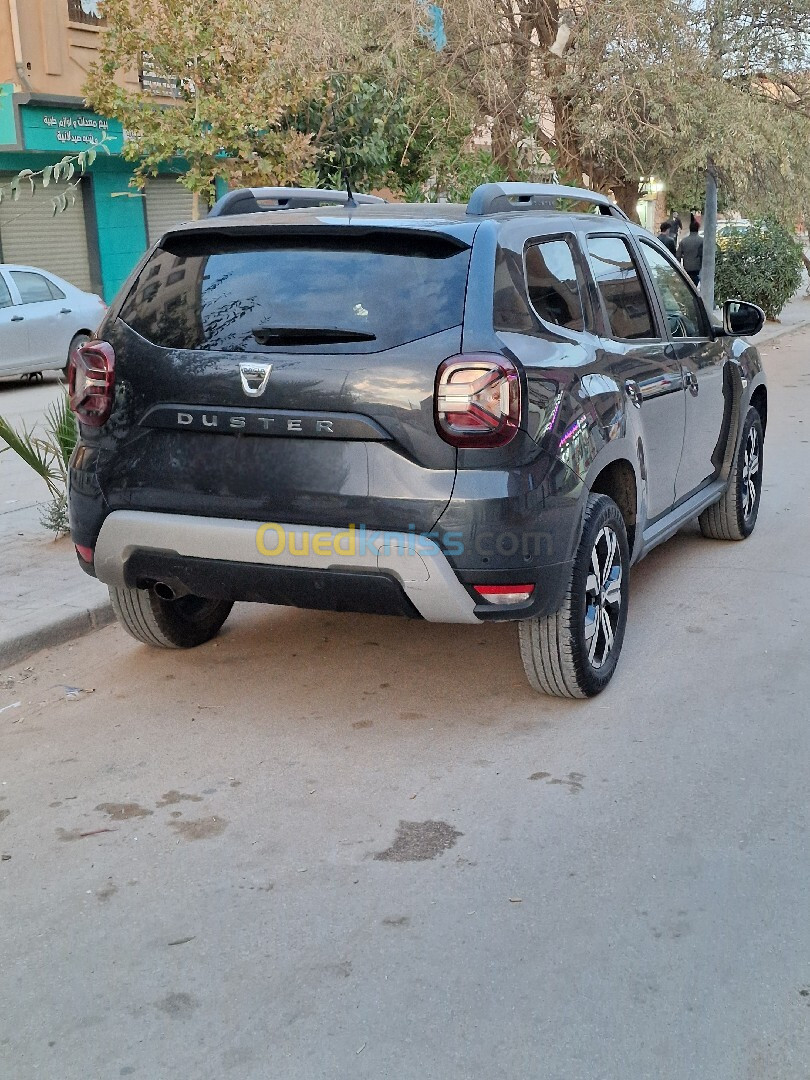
583;233;685;521
636;239;728;501
8;270;64;368
0;271;29;375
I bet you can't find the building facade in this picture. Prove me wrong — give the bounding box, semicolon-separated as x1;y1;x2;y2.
0;0;207;300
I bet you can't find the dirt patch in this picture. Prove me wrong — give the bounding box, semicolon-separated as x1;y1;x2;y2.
96;881;118;902
155;992;199;1017
374;820;462;862
156;790;203;808
168;817;227;841
352;720;373;730
382;915;410;927
529;771;585;793
95;803;153;820
0;809;9;824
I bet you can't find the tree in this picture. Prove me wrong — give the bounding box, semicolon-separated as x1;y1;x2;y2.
426;0;810;220
83;0;345;215
431;0;708;216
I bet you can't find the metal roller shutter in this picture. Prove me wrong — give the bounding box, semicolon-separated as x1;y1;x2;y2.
0;174;92;292
144;176;196;245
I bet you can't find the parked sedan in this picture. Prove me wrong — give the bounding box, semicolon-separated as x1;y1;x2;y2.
0;265;106;379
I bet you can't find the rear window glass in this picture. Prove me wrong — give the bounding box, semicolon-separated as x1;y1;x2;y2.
119;232;471;353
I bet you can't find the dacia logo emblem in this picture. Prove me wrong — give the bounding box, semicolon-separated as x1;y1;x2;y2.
239;362;272;398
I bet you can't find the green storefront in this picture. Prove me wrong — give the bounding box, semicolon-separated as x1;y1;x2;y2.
0;86;222;302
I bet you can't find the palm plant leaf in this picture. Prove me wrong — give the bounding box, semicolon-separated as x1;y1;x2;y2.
0;415;61;499
43;391;79;469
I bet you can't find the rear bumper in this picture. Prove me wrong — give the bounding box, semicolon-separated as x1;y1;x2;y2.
93;511;481;624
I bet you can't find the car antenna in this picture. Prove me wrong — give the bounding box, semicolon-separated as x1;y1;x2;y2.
329;95;357;209
343;167;357;209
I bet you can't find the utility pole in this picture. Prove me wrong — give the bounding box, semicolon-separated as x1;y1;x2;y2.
701;157;718;312
701;0;723;313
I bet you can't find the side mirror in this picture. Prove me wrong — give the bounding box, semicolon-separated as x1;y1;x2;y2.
723;300;765;338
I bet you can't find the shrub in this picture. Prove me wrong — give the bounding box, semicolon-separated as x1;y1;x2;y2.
714;217;804;320
0;390;78;536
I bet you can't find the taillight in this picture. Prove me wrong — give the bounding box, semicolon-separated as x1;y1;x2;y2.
435;354;521;447
68;341;115;428
474;584;535;605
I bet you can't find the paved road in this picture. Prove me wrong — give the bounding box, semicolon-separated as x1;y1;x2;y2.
1;334;809;1080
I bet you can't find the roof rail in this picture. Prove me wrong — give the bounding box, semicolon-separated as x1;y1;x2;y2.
207;187;386;218
466;183;628;220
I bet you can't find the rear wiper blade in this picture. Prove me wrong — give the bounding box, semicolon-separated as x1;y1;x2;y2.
251;326;376;345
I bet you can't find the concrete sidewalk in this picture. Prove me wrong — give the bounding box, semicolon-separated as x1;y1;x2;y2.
0;515;112;669
2;290;810;670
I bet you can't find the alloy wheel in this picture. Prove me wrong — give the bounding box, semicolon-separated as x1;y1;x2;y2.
584;525;623;669
742;425;760;519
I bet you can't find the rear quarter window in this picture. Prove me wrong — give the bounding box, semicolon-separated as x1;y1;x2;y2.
118;232;471;353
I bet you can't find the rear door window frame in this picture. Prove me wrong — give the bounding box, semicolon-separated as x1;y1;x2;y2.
581;231;665;344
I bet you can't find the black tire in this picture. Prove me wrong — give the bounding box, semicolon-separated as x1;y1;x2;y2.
65;332;90;376
109;585;233;648
519;494;630;698
698;406;763;541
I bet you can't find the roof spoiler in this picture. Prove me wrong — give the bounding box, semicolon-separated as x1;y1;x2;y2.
466;183;629;220
207;187;386;218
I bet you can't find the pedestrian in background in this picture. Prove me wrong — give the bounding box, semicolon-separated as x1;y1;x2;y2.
658;221;677;255
670;211;683;241
690;207;703;231
678;219;704;286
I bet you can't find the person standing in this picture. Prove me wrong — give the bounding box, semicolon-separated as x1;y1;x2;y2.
658;221;677;254
678;219;704;285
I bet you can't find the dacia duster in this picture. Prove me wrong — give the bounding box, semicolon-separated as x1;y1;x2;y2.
68;183;767;697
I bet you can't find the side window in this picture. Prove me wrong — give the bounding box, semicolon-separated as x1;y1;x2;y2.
638;241;709;338
585;235;657;341
46;278;66;301
10;271;55;305
524;238;585;331
493;247;534;332
0;275;13;310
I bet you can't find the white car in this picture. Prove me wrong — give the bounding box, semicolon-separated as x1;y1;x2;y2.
0;264;106;379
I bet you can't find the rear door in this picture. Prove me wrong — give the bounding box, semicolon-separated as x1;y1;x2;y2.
635;238;728;501
99;223;476;532
582;233;685;521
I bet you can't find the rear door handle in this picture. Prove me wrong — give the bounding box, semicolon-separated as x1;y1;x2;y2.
624;380;642;408
60;308;72;314
10;315;24;322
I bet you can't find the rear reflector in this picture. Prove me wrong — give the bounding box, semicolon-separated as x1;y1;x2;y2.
75;544;94;564
68;340;115;428
435;354;521;447
474;584;535;605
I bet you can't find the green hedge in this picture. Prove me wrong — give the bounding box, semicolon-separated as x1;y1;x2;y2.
714;217;804;320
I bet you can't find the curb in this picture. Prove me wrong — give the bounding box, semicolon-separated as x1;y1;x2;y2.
0;600;114;669
758;319;810;345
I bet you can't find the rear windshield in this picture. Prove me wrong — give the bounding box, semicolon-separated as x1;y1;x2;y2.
118;231;471;353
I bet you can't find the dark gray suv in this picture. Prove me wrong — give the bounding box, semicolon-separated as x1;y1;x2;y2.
68;183;767;697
